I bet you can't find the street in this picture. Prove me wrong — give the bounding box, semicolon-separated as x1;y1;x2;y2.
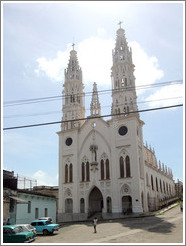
32;205;183;244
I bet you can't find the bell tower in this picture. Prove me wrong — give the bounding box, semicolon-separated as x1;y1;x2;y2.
61;44;85;130
111;22;138;117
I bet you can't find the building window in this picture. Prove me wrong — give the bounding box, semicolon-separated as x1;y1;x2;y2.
107;197;112;213
160;179;162;193
163;181;166;193
28;201;31;213
86;162;90;181
65;199;73;213
156;178;158;191
45;208;48;217
82;162;85;181
65;164;68;183
69;164;73;182
120;156;124;178
151;175;154;190
101;159;104;180
9;199;14;213
106;159;110;179
35;208;39;219
80;198;85;213
126;156;131;177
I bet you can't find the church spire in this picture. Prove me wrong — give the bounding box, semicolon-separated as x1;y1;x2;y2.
111;24;138;118
90;82;101;116
61;46;85;130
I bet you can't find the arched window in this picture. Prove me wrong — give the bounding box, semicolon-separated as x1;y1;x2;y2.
107;197;112;213
65;199;73;213
86;162;90;181
106;159;110;179
151;175;154;190
120;156;124;178
163;181;166;193
160;179;162;193
82;162;85;182
69;164;73;182
80;198;85;213
126;156;130;177
65;164;68;183
101;159;104;180
125;78;127;86
156;177;158;191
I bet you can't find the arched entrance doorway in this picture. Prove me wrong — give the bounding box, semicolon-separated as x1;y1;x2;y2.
89;187;103;214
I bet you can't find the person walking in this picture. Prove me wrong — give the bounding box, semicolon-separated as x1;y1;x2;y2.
180;203;183;212
93;217;98;233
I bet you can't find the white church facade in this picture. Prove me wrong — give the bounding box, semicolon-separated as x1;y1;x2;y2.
57;26;175;222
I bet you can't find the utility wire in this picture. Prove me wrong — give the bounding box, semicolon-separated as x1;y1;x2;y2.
3;96;183;119
3;104;183;131
3;80;183;107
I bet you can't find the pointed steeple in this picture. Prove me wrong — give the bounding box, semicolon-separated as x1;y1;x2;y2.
90;82;101;116
111;24;138;117
61;45;85;130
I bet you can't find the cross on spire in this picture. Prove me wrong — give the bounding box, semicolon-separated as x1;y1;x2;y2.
118;21;123;29
72;43;75;50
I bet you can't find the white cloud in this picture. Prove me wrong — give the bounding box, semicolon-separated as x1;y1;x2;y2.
33;170;58;186
145;83;183;108
35;36;164;92
34;49;70;82
129;41;164;94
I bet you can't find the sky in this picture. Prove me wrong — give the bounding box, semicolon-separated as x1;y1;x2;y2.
2;1;184;188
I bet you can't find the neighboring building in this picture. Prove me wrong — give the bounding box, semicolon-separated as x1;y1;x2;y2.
3;170;57;224
56;25;176;222
3;170;28;224
32;185;58;199
16;190;57;224
175;179;183;200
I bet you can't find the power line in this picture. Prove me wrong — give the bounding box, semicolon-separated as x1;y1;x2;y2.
3;104;183;131
3;80;183;107
3;96;183;119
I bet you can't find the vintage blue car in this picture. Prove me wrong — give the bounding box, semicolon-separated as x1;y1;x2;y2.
3;225;36;243
31;219;59;235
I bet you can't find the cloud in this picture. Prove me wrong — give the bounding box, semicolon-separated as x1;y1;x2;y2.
129;41;164;94
33;170;58;186
34;36;164;92
34;49;70;82
145;83;183;108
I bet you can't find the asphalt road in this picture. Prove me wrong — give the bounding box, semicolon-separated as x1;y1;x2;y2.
32;205;183;244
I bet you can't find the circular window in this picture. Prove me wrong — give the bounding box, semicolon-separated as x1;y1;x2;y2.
118;126;128;136
65;137;73;146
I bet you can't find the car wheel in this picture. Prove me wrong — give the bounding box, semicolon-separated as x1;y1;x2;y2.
43;229;48;236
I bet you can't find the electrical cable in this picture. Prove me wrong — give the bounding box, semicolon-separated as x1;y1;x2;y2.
3;104;183;130
3;96;183;119
3;79;183;107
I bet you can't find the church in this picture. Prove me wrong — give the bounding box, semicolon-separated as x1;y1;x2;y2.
57;25;175;222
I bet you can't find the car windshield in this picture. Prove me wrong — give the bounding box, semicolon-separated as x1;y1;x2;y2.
13;227;24;233
27;225;34;230
21;226;29;231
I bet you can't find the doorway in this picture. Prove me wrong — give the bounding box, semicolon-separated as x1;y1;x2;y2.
122;195;132;214
89;187;103;214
